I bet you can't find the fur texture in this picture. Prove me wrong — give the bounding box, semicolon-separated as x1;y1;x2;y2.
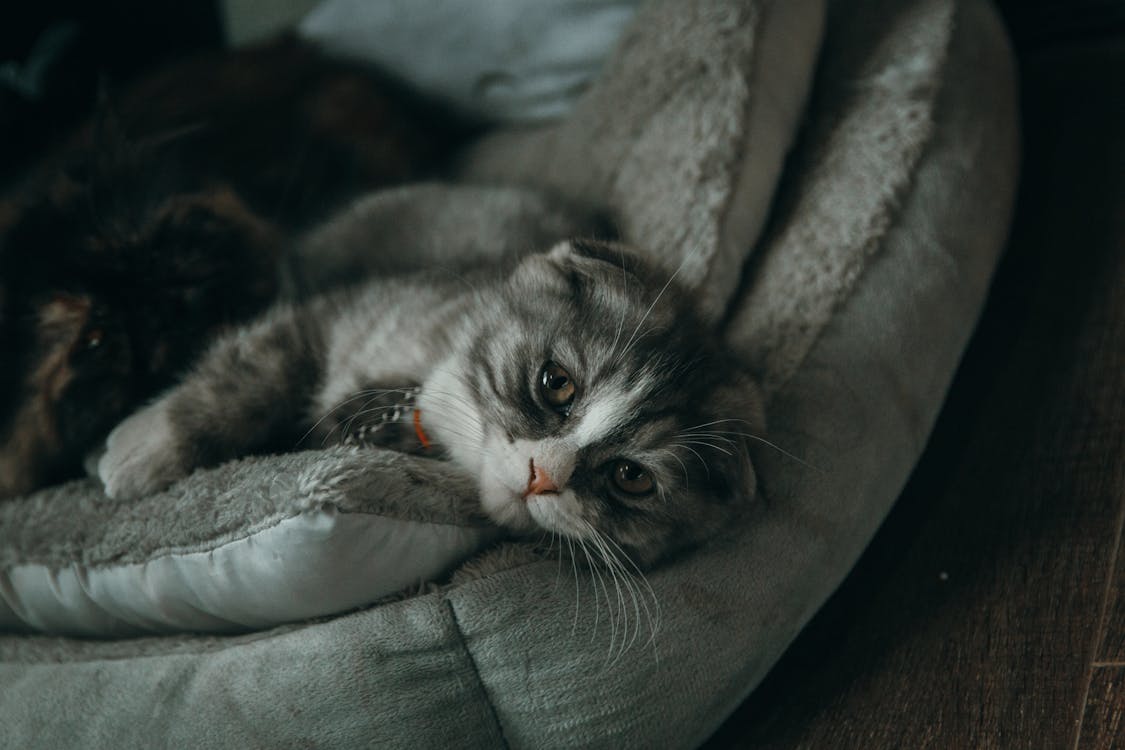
98;239;764;567
0;35;473;498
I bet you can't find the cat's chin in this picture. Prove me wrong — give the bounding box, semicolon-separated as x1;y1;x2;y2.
523;491;591;541
477;484;587;541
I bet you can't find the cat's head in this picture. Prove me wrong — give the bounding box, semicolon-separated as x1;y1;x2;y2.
420;239;764;567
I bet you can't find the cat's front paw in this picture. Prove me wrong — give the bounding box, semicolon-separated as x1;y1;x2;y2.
98;400;190;499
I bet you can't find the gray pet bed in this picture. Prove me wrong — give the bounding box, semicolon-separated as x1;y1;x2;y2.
0;0;1018;746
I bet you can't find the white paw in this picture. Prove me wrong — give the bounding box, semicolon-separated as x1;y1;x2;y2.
98;399;188;499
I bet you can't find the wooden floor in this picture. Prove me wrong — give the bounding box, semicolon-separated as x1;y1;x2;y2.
705;27;1125;750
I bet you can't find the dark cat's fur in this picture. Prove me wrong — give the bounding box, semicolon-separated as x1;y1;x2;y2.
97;239;764;567
0;36;471;497
0;148;282;497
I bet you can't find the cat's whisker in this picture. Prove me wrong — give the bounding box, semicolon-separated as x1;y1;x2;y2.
598;532;662;648
596;541;648;658
341;399;405;434
673;431;738;446
584;528;633;662
653;448;689;487
676;439;733;456
301;385;423;448
552;531;565;592
670;442;711;477
685;427;823;472
585;530;627;660
616;250;689;365
574;539;603;641
578;521;660;661
588;540;622;659
298;389;395;448
681;418;754;432
567;536;581;636
608;244;629;356
589;539;625;656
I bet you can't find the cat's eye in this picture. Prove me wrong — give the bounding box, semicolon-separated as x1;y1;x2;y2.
611;460;654;495
539;361;576;414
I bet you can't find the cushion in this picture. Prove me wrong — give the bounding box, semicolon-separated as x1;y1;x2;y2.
0;0;1019;746
298;0;643;122
459;0;824;320
0;449;497;636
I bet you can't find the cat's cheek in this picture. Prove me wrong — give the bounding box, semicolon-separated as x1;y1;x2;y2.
417;373;485;473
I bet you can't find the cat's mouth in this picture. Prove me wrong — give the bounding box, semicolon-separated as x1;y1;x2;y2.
524;489;607;548
477;461;582;538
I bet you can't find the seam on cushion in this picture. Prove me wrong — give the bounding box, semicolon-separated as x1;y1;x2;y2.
4;483;485;571
0;506;305;571
4;502;328;571
442;597;511;749
0;583;453;663
12;503;486;574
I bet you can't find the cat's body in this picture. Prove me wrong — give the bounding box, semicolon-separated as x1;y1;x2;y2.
98;240;763;567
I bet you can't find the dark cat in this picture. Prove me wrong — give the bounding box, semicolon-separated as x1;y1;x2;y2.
0;36;472;498
97;239;764;568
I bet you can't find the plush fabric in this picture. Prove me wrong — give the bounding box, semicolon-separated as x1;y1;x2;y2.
460;0;824;320
729;0;967;393
0;0;1019;746
292;182;607;289
0;448;499;635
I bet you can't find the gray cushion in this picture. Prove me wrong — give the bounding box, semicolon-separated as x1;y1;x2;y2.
299;0;643;122
0;0;1018;746
0;449;497;636
460;0;824;320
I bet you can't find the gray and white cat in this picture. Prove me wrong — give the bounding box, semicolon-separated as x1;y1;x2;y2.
98;239;763;567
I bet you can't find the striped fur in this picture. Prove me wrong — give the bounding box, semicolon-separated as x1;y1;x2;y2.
99;240;764;568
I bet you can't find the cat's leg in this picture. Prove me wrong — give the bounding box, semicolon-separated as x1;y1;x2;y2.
98;304;325;498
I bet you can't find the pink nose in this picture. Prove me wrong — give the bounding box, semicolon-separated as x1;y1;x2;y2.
524;459;559;497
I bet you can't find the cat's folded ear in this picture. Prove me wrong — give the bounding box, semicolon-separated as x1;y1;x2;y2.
535;238;673;292
705;370;767;505
546;239;650;279
510;239;646;299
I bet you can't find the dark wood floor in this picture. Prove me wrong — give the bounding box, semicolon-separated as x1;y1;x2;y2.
705;23;1125;750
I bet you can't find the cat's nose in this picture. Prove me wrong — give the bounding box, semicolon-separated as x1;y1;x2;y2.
524;459;559;497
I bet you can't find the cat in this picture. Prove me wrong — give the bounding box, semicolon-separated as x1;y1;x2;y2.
96;238;764;568
0;35;473;498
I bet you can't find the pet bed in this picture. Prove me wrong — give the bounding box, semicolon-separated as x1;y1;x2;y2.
0;0;1018;746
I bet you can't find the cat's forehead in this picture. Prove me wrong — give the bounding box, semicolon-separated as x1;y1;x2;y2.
572;395;681;453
